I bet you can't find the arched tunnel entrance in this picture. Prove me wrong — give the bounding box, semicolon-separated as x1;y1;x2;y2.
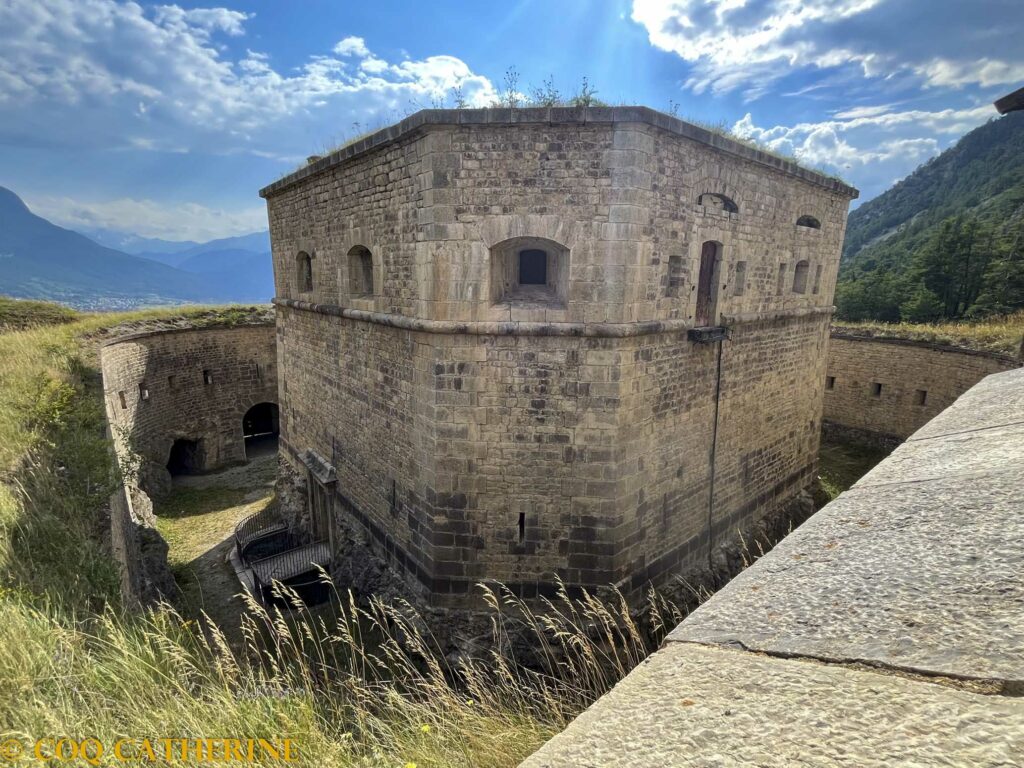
243;402;280;460
167;438;205;477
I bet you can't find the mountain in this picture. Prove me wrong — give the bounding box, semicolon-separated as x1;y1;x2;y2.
0;187;274;309
81;228;201;257
837;110;1024;321
134;231;271;268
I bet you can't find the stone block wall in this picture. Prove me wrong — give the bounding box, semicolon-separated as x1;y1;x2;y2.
100;324;278;496
824;334;1019;443
262;108;856;608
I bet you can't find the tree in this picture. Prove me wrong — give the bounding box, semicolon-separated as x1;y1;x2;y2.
900;287;945;322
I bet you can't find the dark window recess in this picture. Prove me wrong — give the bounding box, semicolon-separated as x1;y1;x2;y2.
826;375;835;390
118;391;127;409
792;260;809;294
733;261;746;296
390;478;398;516
872;382;883;397
203;369;213;385
138;383;149;401
254;362;262;380
518;249;547;285
666;254;684;298
517;512;526;543
915;389;928;406
167;375;176;389
797;215;821;229
776;263;787;296
697;192;739;214
297;251;313;293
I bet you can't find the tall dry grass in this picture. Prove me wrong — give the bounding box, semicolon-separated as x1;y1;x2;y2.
0;302;688;767
833;310;1024;357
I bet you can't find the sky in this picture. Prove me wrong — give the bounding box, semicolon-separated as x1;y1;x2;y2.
1;0;1021;242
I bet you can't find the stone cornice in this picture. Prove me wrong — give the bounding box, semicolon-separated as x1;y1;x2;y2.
259;106;859;200
273;297;834;337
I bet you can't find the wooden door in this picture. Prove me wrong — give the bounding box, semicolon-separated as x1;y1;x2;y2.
696;241;718;326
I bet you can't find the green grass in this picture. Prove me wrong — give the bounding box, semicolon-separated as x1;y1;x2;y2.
0;296;78;331
817;440;890;501
833;310;1024;357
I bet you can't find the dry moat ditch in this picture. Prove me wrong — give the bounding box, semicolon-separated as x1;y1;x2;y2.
150;435;890;647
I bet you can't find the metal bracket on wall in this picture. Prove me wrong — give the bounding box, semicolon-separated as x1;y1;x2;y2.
687;326;729;343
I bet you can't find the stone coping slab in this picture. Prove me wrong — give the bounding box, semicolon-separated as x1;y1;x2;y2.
521;643;1024;768
260;106;858;199
909;367;1024;441
668;469;1024;685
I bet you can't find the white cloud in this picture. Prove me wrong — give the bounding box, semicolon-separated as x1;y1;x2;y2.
732;103;998;202
0;0;497;155
631;0;1024;96
333;36;370;57
25;193;267;241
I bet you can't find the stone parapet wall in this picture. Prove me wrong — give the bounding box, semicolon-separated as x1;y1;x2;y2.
824;332;1019;442
100;324;278;495
523;367;1024;766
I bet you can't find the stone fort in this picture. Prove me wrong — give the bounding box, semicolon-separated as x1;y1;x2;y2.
259;106;859;608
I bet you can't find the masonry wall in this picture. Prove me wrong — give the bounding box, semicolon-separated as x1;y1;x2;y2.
264;109;854;608
100;324;278;496
824;334;1019;442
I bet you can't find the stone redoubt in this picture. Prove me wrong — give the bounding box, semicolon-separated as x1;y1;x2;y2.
260;107;859;609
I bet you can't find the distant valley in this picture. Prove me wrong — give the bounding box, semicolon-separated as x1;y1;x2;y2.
0;187;273;310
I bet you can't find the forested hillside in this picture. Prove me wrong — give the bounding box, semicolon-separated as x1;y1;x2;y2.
837;110;1024;322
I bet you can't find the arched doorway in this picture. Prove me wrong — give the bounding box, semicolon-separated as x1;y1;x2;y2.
243;402;279;460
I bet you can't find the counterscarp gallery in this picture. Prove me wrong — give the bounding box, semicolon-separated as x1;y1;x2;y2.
260;107;858;609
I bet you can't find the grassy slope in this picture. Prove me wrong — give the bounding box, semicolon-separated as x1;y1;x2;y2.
833;310;1024;357
0;302;672;767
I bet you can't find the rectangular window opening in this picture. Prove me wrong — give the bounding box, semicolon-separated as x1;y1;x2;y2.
167;374;176;389
390;478;398;517
518;249;547;286
254;362;262;380
733;261;746;297
915;389;928;406
118;391;127;410
826;375;835;390
517;512;525;544
776;263;787;296
138;383;149;401
872;382;883;398
203;369;213;385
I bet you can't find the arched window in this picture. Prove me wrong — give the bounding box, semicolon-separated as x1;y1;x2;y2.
697;193;739;214
695;241;722;326
296;251;313;293
796;215;821;229
792;260;810;294
490;236;569;306
348;245;374;296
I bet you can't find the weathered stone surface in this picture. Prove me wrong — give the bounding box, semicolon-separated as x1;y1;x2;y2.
673;367;1024;684
264;111;854;608
823;334;1018;443
521;643;1024;768
670;469;1024;684
909;366;1024;441
101;324;278;495
522;368;1024;766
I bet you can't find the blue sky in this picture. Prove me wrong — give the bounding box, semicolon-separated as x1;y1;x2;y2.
1;0;1021;241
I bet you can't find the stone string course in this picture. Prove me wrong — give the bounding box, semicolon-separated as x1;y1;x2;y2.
521;367;1024;767
263;108;856;609
823;333;1019;444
